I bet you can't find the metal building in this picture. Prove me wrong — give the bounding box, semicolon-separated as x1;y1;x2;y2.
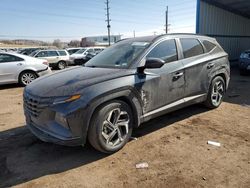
81;35;121;47
196;0;250;61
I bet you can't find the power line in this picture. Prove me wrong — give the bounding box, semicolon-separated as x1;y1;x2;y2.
0;8;164;26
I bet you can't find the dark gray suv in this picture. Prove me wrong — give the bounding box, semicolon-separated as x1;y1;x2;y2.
23;34;230;153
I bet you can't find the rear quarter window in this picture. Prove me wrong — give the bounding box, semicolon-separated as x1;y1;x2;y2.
201;40;216;52
58;50;67;56
180;38;204;58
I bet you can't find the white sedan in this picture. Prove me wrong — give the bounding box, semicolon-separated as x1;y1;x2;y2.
0;52;52;86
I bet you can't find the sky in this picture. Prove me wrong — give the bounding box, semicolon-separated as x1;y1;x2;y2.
0;0;197;42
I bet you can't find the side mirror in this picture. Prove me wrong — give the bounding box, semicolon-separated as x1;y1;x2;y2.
137;58;164;73
144;58;165;69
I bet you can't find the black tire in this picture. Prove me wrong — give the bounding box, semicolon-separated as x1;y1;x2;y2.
88;100;133;153
204;76;225;109
19;71;38;86
57;61;66;70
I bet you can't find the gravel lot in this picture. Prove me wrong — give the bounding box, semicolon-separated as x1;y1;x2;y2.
0;67;249;188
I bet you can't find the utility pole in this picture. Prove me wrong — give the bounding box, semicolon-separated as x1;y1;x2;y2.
105;0;111;46
133;30;135;38
165;6;168;34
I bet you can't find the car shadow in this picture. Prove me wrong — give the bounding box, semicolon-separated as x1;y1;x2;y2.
0;104;208;187
0;83;21;90
224;67;250;105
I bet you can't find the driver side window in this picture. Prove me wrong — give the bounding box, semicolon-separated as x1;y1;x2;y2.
36;51;47;57
147;39;178;63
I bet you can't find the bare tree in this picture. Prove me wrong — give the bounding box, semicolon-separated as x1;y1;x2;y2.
52;39;63;48
68;40;81;47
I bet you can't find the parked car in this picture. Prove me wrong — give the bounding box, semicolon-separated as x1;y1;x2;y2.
239;50;250;75
30;49;70;69
23;34;230;153
19;48;43;56
0;52;51;86
69;47;105;65
66;47;84;55
75;49;105;65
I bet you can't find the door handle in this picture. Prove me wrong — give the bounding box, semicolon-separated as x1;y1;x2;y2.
17;63;23;66
207;63;215;69
173;72;184;80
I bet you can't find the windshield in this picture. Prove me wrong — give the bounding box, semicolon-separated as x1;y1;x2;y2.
75;48;87;54
85;40;150;68
30;50;39;57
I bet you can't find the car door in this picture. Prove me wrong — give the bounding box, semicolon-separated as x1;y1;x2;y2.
46;50;59;64
138;39;185;113
35;51;48;61
177;38;207;98
0;53;25;84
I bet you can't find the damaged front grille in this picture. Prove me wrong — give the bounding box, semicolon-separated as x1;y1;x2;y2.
23;92;51;117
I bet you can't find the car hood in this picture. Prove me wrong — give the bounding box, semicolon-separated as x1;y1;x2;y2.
25;66;135;97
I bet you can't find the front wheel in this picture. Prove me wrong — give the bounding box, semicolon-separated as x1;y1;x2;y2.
204;76;225;109
88;101;133;153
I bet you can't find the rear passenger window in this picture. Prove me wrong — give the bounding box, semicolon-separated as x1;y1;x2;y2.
47;51;58;57
202;40;216;52
147;39;178;63
58;50;67;56
180;38;204;58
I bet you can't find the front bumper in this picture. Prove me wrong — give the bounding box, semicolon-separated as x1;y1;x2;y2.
23;91;89;147
37;67;52;77
27;120;81;146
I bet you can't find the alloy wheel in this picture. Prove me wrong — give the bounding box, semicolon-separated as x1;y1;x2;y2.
211;80;224;106
21;73;36;85
101;108;130;147
58;61;66;69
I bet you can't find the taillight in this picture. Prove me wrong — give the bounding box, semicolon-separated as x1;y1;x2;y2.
43;61;48;65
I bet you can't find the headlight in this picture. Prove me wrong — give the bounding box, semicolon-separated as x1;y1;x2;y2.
53;94;81;105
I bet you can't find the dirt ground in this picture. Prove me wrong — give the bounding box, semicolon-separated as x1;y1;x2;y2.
0;67;249;188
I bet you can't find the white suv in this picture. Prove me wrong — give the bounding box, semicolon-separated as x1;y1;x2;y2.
31;50;70;70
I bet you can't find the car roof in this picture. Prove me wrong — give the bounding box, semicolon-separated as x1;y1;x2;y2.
37;49;66;52
0;51;38;60
121;33;216;43
85;47;106;49
66;48;83;50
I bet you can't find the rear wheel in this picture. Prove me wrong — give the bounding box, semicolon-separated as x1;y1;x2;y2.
88;101;133;153
57;61;66;70
19;71;37;86
204;76;225;109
